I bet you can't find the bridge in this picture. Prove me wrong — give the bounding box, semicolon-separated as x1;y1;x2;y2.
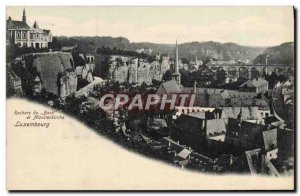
207;64;293;79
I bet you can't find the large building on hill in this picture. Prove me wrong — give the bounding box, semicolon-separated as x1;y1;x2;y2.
6;9;52;48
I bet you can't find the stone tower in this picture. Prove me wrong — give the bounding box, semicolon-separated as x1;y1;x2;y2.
22;8;26;23
172;40;181;85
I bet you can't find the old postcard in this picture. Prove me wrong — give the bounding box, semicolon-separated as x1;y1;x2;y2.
6;6;295;190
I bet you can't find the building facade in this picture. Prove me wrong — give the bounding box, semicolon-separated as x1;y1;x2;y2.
7;9;52;48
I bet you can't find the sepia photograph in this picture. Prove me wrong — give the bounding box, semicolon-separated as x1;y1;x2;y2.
5;5;295;191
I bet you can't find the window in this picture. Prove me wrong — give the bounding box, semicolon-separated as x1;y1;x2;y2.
31;43;34;47
17;32;20;38
23;32;27;38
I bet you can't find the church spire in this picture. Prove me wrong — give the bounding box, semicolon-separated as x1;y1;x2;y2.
172;39;181;85
22;8;26;23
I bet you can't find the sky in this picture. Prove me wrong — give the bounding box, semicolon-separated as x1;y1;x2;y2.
6;6;294;46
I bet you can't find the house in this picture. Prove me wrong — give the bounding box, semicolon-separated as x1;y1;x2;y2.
173;109;228;153
229;148;280;176
173;106;215;119
277;127;294;169
221;106;267;122
6;9;52;48
239;77;268;93
225;118;278;156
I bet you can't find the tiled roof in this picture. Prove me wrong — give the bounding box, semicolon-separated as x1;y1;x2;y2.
245;148;262;175
7;20;30;29
239;77;268;88
221;107;260;119
161;80;182;94
43;29;51;35
206;119;228;136
188;111;207;119
177;149;191;159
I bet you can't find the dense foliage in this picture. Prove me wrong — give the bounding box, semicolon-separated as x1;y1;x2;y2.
254;42;294;66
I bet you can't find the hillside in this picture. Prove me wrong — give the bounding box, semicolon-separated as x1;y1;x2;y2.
176;42;266;62
254;42;294;66
52;36;266;62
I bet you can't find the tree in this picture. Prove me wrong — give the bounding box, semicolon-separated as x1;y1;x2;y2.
6;70;15;98
71;49;85;67
162;68;174;81
179;68;191;86
251;69;260;79
195;65;214;83
215;68;227;84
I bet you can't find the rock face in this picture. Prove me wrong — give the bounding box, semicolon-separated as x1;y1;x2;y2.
31;52;78;97
17;52;78;97
55;36;266;63
178;42;266;63
59;72;77;98
95;54;170;85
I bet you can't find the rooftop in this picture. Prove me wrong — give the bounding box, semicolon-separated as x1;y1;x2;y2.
239;77;268;88
7;19;30;29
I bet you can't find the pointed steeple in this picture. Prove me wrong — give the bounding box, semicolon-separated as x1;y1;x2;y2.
175;39;179;73
172;39;181;85
22;8;26;23
33;21;39;29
